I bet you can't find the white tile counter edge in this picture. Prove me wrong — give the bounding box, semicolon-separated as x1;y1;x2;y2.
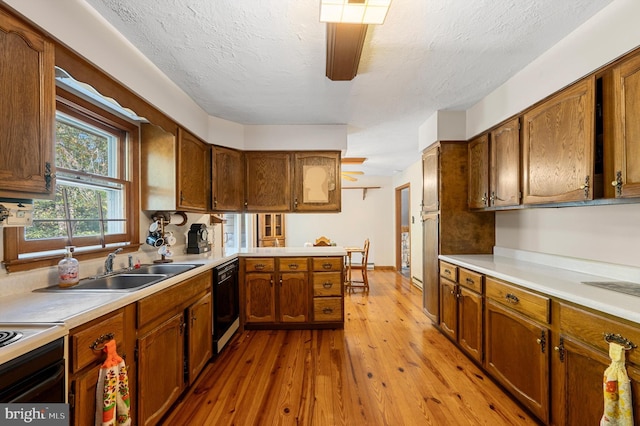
0;246;346;364
439;247;640;324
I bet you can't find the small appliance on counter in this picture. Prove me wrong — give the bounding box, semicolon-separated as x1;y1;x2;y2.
187;223;211;254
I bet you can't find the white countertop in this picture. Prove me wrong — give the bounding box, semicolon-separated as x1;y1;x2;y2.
0;246;347;364
440;247;640;324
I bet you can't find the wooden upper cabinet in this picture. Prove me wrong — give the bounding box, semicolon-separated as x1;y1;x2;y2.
0;9;55;199
245;152;291;212
612;52;640;198
212;145;244;211
293;152;341;212
422;145;440;213
522;77;595;204
177;128;209;211
490;118;521;207
468;135;489;209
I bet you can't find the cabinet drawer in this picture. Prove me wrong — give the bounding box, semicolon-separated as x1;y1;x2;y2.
458;268;483;293
312;257;342;272
71;310;124;373
279;257;308;272
313;297;343;322
486;277;550;324
138;272;212;329
312;272;342;296
559;302;640;366
245;258;275;272
439;261;458;281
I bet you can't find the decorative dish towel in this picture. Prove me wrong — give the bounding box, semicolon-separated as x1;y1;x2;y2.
600;342;634;426
96;339;131;426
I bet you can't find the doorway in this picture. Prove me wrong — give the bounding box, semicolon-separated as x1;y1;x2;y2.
395;183;410;277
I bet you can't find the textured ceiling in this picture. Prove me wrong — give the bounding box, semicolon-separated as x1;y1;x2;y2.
84;0;612;176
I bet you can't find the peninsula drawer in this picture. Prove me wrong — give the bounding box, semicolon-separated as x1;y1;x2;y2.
279;257;308;272
312;272;342;296
70;310;125;373
458;268;483;293
439;261;458;282
313;297;343;322
245;258;275;272
312;257;342;272
559;302;640;366
486;277;550;324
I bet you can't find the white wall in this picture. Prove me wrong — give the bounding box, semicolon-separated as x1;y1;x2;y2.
465;0;640;268
286;175;394;267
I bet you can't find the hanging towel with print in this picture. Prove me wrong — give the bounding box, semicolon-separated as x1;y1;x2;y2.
600;342;634;426
96;339;131;426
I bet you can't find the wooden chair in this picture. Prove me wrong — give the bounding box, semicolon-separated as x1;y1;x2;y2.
314;236;331;246
347;239;370;289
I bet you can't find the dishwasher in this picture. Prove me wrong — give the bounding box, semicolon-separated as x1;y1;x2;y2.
212;259;239;354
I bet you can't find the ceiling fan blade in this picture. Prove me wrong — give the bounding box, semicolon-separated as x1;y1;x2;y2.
342;174;358;182
342;171;364;175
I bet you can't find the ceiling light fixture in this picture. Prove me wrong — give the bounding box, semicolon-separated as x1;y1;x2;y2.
320;0;391;25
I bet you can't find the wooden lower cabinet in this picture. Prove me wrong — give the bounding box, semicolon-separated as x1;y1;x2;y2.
136;271;213;426
279;271;308;322
138;313;185;426
68;305;136;426
242;256;343;328
485;299;550;423
438;263;483;363
187;292;213;384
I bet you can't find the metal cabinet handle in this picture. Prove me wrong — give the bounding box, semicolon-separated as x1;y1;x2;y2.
536;330;546;353
466;278;475;285
322;307;333;314
322;263;332;270
323;282;333;288
505;293;519;304
90;332;115;351
288;264;299;270
254;264;265;270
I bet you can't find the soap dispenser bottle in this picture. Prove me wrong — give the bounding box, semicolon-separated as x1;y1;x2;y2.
58;246;79;287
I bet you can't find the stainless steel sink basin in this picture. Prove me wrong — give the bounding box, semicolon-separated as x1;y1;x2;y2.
37;263;200;292
126;264;198;275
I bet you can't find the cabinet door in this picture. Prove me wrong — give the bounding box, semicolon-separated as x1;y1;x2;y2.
245;272;276;323
177;128;209;211
468;135;489;209
422;146;440;213
0;9;55;199
137;313;185;426
613;52;640;198
293;152;341;212
422;213;439;323
70;365;99;426
279;272;308;323
187;292;212;384
458;287;483;363
490;118;521;207
485;299;549;423
552;335;640;425
212;146;244;211
522;77;595;204
245;152;291;211
439;278;457;340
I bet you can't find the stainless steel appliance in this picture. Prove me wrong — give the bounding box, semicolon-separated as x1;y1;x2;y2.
213;259;239;354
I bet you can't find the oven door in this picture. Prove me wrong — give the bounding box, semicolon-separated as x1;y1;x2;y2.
213;260;239;353
0;338;66;403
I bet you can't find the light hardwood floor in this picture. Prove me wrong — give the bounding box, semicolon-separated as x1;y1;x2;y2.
162;270;539;425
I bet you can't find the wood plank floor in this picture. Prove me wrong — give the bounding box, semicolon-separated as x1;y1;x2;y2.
162;270;540;425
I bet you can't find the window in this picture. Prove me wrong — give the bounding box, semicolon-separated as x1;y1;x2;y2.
3;88;139;268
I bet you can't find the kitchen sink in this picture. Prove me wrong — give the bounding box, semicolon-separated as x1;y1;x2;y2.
581;281;640;297
125;263;198;275
37;263;200;293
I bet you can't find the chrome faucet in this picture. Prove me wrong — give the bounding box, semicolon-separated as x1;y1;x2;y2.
104;248;123;274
